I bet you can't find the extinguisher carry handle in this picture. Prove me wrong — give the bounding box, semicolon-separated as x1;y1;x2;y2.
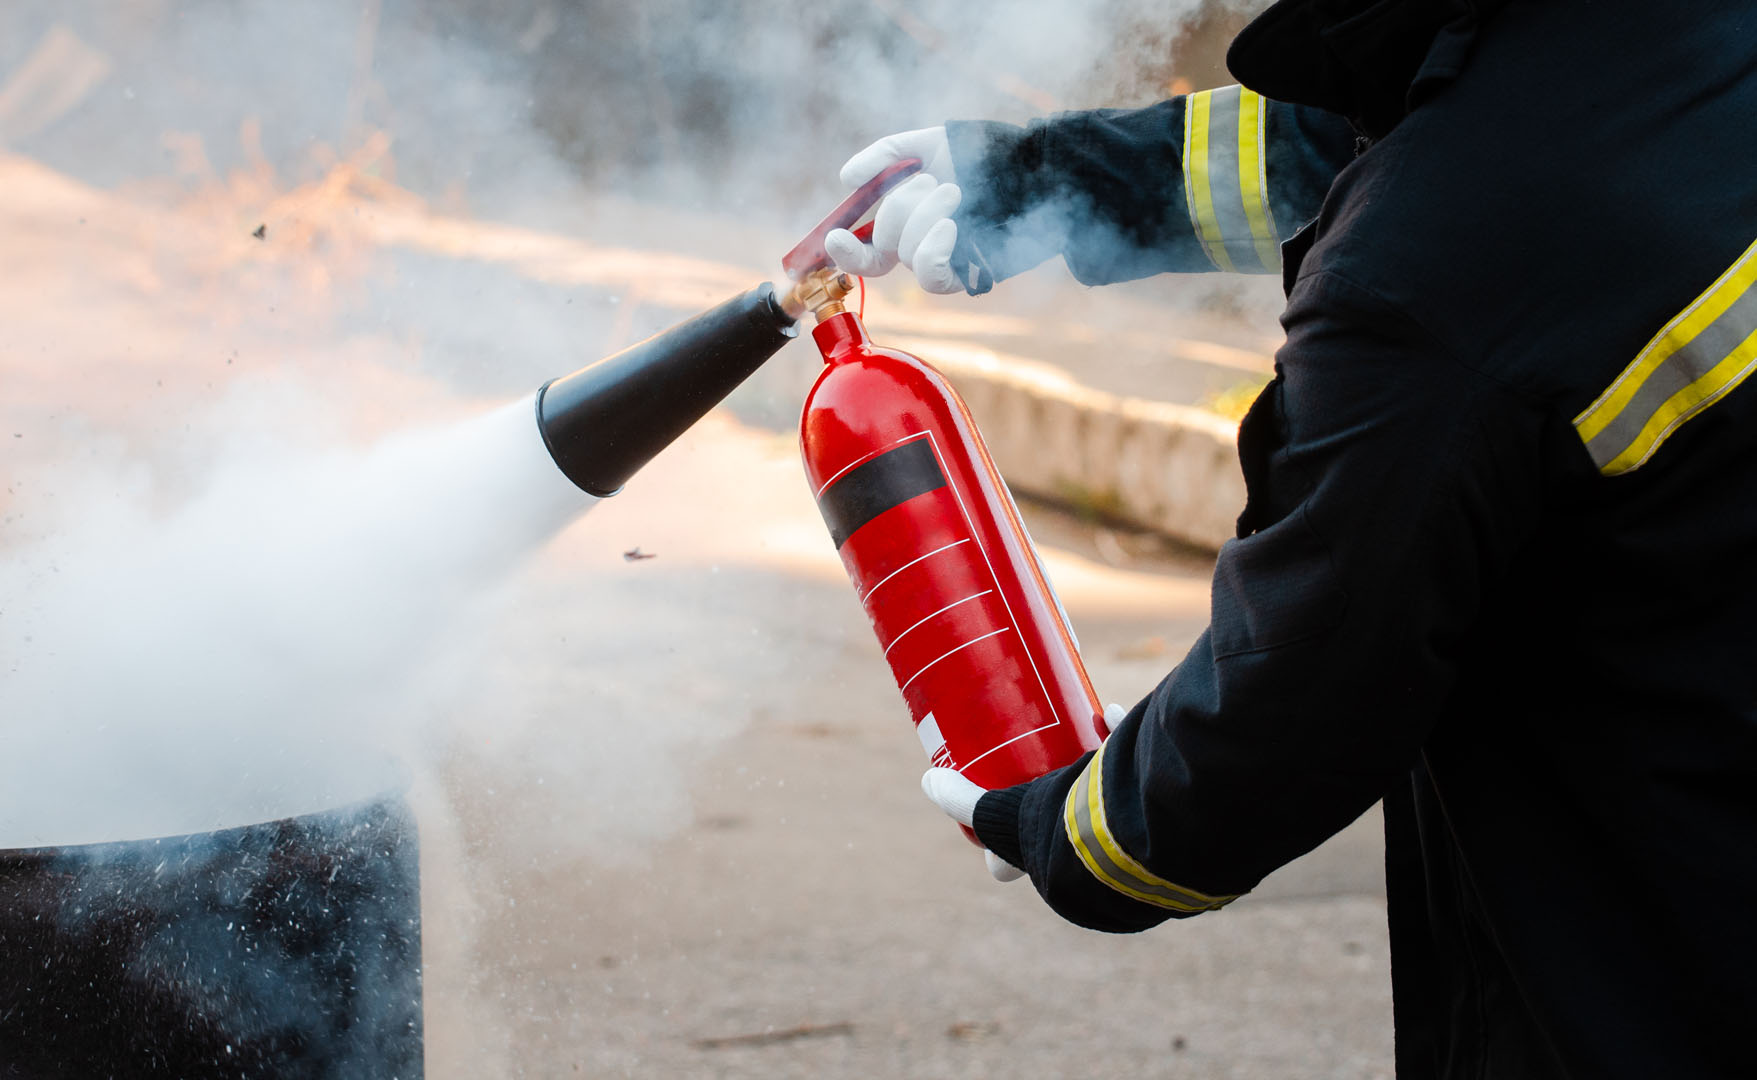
781;158;924;281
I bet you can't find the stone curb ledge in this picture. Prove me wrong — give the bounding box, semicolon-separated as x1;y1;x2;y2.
894;338;1244;554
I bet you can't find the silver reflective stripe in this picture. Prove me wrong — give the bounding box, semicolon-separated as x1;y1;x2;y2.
1203;88;1266;273
1183;86;1280;275
1061;739;1239;912
1583;278;1757;469
1575;235;1757;476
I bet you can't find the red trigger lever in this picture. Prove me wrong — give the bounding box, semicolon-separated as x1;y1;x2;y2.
781;159;924;282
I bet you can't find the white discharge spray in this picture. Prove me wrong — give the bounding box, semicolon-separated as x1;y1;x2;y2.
0;395;593;848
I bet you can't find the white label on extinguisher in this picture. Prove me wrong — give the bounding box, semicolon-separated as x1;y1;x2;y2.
917;712;955;769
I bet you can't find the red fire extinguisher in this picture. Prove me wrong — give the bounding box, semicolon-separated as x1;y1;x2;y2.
783;163;1108;838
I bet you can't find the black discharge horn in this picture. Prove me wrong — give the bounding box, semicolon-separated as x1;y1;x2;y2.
532;161;932;498
535;283;801;497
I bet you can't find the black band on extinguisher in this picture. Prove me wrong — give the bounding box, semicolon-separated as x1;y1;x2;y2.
817;438;948;549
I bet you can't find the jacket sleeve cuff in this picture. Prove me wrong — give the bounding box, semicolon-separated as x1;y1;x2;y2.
944;118;1064;290
948;102;1212;289
972;784;1029;871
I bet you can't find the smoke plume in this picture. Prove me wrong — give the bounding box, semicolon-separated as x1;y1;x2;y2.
0;0;1237;845
0;393;589;846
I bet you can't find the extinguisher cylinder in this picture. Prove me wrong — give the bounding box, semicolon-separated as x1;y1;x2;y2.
800;312;1106;811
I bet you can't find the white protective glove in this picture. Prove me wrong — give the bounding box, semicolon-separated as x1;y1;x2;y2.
923;703;1129;883
825;126;965;295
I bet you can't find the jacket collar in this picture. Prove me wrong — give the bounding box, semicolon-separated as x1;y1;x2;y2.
1227;0;1514;139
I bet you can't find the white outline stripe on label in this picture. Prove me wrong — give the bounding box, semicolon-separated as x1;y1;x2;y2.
899;628;1011;692
859;538;971;604
883;590;994;657
923;430;1058;731
959;720;1062;772
814;431;932;498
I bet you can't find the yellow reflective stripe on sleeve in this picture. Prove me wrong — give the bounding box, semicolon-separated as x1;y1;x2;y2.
1183;90;1235;273
1574;235;1757;475
1182;86;1280;274
1234;88;1282;272
1060;736;1240;913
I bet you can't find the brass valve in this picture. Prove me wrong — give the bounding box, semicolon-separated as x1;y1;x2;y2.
782;269;856;324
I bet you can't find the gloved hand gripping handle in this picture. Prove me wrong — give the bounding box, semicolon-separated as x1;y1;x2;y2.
781;159;924;282
533;159;925;498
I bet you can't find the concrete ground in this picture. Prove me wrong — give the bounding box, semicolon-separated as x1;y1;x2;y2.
372;386;1395;1078
424;419;1392;1080
1;154;1391;1078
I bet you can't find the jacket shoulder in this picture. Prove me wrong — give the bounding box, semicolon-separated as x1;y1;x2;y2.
1292;6;1757;416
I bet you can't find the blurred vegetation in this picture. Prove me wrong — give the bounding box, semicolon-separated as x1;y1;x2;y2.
1055;480;1130;525
1200;376;1271;421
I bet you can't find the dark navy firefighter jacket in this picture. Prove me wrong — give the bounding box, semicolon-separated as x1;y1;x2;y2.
945;1;1757;1075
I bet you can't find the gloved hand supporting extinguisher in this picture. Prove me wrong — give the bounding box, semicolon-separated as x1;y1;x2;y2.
924;703;1129;882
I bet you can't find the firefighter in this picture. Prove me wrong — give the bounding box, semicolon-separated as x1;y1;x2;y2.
829;1;1757;1076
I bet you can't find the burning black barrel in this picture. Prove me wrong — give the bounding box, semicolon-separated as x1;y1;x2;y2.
0;792;423;1079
